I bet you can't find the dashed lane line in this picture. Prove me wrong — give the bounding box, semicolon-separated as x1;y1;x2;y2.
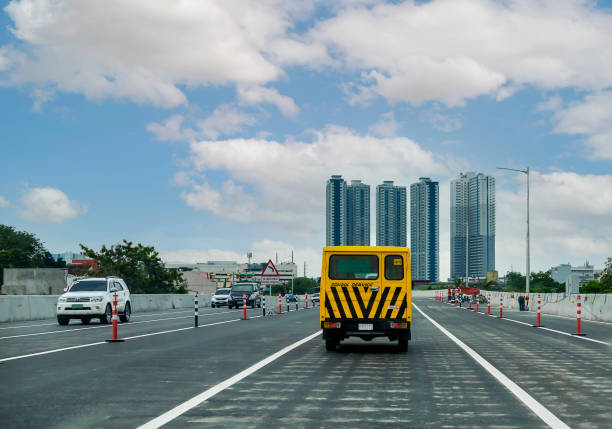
137;330;322;429
0;308;267;340
413;303;570;429
0;309;227;331
0;319;240;363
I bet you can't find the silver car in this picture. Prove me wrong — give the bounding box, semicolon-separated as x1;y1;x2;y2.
211;288;231;308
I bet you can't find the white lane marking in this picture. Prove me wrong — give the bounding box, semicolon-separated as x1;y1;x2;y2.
138;330;322;429
0;309;217;331
413;303;570;429
536;326;610;346
0;318;240;363
0;309;261;340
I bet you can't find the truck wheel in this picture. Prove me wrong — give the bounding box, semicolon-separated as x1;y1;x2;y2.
57;316;70;325
325;339;337;351
120;302;131;322
100;304;112;324
398;339;408;352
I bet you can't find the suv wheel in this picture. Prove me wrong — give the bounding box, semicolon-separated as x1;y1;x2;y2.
100;304;112;324
120;302;131;322
257;299;261;308
57;316;70;325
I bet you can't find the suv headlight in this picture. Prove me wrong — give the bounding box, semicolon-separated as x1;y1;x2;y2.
91;296;104;302
58;297;67;302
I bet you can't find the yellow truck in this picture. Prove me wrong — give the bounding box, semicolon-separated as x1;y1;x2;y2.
320;246;412;351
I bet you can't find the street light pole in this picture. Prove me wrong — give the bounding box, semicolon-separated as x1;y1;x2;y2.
497;167;531;294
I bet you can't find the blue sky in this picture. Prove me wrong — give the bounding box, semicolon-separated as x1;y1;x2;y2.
1;0;612;279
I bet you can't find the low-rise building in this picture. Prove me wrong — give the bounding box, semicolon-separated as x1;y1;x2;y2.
551;261;602;294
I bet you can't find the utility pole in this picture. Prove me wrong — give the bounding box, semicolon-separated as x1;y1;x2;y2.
304;261;307;278
497;166;531;293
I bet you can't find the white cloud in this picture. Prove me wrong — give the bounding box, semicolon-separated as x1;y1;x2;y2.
181;126;450;235
148;106;258;142
29;88;53;112
495;171;612;276
552;91;612;160
308;0;612;106
20;187;84;222
0;196;10;208
536;94;563;112
237;85;299;117
2;0;316;107
368;111;399;137
198;105;258;139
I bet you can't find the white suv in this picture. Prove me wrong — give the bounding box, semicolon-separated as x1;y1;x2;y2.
57;277;131;325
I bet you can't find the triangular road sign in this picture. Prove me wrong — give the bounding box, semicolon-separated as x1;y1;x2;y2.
261;259;280;277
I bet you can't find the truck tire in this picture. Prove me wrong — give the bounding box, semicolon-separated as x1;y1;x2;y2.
57;316;70;325
398;339;408;352
325;339;337;351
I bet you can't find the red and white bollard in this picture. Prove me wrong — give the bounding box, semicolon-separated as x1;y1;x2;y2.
305;292;309;309
476;294;479;313
533;293;542;327
242;292;247;320
498;294;503;318
469;294;473;310
454;290;458;307
573;295;586;336
487;293;491;315
105;291;124;342
278;293;282;314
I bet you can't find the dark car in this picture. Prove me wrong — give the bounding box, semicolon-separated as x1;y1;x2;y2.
285;294;298;303
228;283;261;309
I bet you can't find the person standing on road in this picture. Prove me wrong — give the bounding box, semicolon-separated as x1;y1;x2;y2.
518;295;525;311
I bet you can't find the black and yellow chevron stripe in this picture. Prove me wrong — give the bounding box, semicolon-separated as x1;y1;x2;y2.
324;286;407;321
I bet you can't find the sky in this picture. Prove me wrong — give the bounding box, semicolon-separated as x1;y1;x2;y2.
1;0;612;280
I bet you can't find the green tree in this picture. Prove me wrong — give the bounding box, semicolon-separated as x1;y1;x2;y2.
504;272;525;291
0;224;64;284
530;270;565;293
477;278;498;290
600;257;612;289
80;240;187;294
579;280;612;294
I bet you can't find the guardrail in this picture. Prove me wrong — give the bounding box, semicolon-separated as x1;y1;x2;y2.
0;294;212;323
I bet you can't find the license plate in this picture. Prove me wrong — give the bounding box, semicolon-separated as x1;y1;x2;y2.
358;323;373;330
72;304;83;308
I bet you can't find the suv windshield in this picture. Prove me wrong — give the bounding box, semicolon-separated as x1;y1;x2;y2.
232;285;254;292
215;289;231;295
69;280;107;292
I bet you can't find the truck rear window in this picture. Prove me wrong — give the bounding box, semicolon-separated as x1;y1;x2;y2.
329;255;378;280
385;255;404;280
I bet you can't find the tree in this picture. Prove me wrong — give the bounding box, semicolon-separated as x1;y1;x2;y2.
600;257;612;289
504;272;525;292
478;278;498;290
80;240;187;294
0;224;64;284
580;280;612;294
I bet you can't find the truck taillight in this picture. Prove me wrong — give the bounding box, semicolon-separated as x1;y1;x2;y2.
391;322;408;329
324;322;341;328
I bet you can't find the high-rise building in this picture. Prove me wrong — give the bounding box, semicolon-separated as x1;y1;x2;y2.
410;177;439;281
450;172;495;279
347;180;370;246
376;181;407;247
326;175;347;246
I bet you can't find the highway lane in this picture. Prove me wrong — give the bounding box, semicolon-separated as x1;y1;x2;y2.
0;307;266;360
2;298;610;428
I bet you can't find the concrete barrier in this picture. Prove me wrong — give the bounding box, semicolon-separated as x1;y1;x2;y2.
0;293;211;323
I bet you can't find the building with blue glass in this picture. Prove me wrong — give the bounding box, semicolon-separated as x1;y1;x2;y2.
346;180;370;246
410;177;439;281
376;181;407;247
450;172;495;279
326;175;347;246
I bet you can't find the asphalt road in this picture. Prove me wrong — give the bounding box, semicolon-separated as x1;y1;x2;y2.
1;298;610;428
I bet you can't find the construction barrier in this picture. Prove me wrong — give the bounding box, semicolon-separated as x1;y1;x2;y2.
573;294;586;336
105;291;124;342
194;292;198;328
533;294;542;327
